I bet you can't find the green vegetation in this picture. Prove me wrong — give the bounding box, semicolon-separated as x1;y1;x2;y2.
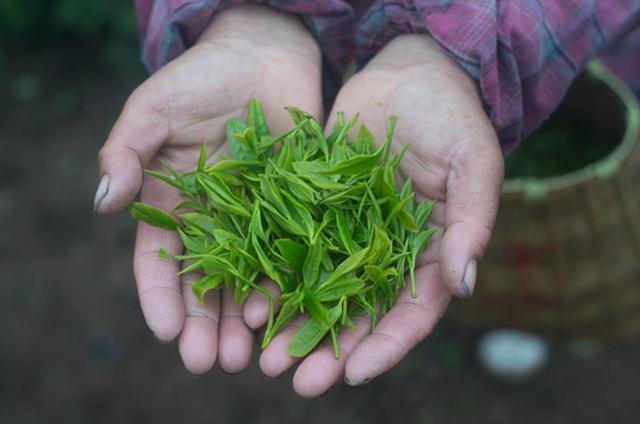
129;100;436;358
0;0;143;79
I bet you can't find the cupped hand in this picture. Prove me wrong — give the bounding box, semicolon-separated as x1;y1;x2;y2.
94;5;323;375
246;34;504;397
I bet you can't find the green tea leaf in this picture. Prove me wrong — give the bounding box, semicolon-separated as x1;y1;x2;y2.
383;115;397;161
364;265;393;299
158;159;180;179
252;233;280;283
205;159;262;173
144;169;180;189
303;238;323;288
249;202;266;242
320;247;369;289
303;288;330;325
248;98;270;138
383;194;415;230
260;200;307;237
226;118;255;160
158;247;171;259
321;251;334;272
192;275;225;303
324;142;384;175
211;228;241;244
414;199;436;230
263;289;303;348
129;202;178;231
197;143;208;172
408;228;436;298
178;228;207;253
275;239;308;273
285;106;314;127
280;190;315;238
288;318;329;357
292;160;330;176
180;212;217;236
260;175;290;218
335;210;358;254
271;163;316;204
355;124;376;154
315;277;365;302
368;225;392;265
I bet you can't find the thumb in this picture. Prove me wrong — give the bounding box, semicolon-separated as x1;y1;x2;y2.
94;81;169;215
439;132;504;299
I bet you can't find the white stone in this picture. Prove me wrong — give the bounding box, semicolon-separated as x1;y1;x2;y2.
477;329;549;382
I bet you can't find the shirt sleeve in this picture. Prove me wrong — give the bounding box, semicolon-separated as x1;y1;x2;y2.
134;0;355;74
355;1;640;153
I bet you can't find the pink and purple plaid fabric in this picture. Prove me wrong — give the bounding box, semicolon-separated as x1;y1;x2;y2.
135;0;640;152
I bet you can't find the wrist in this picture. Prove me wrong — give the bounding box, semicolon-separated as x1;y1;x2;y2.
198;4;321;65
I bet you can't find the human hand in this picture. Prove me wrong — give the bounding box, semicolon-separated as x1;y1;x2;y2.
249;34;504;397
94;4;322;375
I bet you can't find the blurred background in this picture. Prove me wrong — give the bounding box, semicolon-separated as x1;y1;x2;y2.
1;1;639;423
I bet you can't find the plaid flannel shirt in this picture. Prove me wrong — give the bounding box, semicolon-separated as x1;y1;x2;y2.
135;0;640;152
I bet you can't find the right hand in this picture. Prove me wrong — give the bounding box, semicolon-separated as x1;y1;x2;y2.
245;34;504;397
94;4;323;375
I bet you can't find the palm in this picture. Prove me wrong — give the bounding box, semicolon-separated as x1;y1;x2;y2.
145;37;322;172
256;35;503;397
96;6;322;375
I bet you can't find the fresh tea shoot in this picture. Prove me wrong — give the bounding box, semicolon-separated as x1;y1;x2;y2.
129;99;436;358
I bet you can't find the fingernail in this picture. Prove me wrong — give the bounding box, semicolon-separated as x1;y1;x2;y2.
93;174;110;215
344;376;371;386
461;259;477;299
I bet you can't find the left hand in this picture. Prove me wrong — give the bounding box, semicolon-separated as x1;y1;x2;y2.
245;34;504;397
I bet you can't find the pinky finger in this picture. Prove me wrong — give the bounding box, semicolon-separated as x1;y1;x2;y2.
178;272;220;375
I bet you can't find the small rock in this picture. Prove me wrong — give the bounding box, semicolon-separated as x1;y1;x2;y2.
477;329;549;383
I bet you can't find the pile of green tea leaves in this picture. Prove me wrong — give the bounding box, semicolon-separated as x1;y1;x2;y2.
129;100;436;359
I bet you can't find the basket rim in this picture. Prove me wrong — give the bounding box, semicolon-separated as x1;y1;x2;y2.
503;61;640;199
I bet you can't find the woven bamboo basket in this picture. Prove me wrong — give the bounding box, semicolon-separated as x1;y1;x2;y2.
448;62;640;339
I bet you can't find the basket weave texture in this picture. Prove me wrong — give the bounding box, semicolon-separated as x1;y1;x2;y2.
448;63;640;339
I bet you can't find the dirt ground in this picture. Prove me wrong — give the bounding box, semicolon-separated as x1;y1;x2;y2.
1;47;639;424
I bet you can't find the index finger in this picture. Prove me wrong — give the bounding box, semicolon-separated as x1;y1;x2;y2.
344;264;451;385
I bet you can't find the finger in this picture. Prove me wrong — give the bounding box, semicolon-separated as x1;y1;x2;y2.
344;265;451;385
243;279;281;330
218;287;254;374
292;315;371;398
259;316;306;378
134;178;185;342
178;271;220;375
440;131;503;298
95;80;169;215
